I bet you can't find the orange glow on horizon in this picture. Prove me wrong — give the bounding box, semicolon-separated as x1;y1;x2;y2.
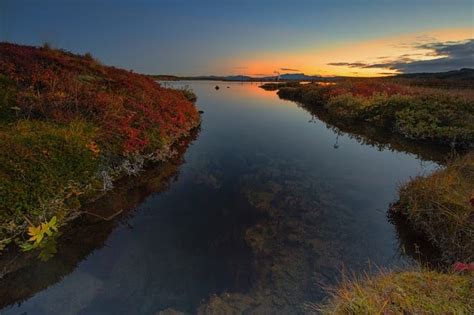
218;28;473;77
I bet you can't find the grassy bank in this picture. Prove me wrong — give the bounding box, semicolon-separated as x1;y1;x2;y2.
0;43;200;255
259;81;300;91
315;269;473;314
316;153;474;312
391;152;474;263
261;79;474;312
271;80;474;147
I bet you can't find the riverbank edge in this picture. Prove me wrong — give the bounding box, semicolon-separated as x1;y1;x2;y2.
263;82;473;148
260;83;473;312
0;126;200;287
0;43;202;257
0;117;201;259
312;269;473;314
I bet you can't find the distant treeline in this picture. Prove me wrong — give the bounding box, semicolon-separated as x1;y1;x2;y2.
151;68;474;88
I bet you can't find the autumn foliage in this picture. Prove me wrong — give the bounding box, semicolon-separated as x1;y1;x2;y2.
0;43;199;252
276;80;474;147
0;42;199;153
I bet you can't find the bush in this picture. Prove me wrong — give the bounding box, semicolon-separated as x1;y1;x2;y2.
259;81;300;91
325;93;369;120
301;86;331;106
0;42;200;154
0;43;200;253
277;87;304;100
272;80;474;147
362;93;410;126
394;94;474;145
177;86;197;102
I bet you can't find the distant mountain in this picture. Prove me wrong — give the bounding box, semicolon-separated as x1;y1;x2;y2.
152;69;474;83
222;75;254;81
279;73;322;81
151;73;325;82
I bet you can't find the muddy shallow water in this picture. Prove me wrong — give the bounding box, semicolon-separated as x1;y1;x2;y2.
1;81;443;314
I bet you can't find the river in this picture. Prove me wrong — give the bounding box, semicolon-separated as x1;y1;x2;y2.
1;81;443;314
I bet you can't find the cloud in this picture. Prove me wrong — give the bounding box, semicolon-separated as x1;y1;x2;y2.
327;39;474;73
280;67;300;72
327;62;368;67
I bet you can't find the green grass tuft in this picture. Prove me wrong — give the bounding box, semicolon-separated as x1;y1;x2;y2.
0;120;100;239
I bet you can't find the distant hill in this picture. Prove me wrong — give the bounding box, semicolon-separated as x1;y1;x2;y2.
395;68;474;80
151;73;325;82
151;68;474;84
279;73;322;81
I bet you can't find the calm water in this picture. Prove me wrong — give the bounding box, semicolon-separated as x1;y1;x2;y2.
1;81;440;314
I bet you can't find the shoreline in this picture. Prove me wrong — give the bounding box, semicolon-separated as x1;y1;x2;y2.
0;43;201;258
260;80;473;313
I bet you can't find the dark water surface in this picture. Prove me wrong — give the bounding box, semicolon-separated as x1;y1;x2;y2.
1;81;441;314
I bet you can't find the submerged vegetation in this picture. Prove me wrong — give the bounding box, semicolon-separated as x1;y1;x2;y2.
0;40;472;311
0;43;200;256
0;132;196;307
262;77;474;313
264;78;474;262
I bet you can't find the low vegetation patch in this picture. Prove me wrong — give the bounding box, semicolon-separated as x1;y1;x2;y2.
265;78;474;312
259;81;300;91
390;152;474;263
275;80;474;147
0;43;200;256
315;269;473;314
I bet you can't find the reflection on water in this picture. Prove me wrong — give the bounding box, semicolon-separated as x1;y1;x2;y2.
1;81;445;314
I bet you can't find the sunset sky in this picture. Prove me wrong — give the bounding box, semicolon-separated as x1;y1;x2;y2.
1;0;473;77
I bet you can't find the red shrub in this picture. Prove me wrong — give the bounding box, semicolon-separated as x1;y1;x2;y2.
0;43;199;154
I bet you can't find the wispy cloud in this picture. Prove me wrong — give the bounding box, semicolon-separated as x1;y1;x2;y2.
280;67;300;72
327;39;474;73
327;62;368;67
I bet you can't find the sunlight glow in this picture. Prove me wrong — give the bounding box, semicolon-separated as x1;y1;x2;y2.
220;28;473;77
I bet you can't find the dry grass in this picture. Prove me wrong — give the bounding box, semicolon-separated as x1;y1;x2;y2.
391;152;474;263
316;269;474;314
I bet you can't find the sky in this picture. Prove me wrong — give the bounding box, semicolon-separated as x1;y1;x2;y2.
1;0;473;76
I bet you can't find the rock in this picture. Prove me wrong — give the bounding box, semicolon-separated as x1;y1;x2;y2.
215;85;220;90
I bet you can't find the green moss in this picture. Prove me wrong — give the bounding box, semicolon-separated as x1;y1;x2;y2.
0;120;100;239
318;270;474;314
